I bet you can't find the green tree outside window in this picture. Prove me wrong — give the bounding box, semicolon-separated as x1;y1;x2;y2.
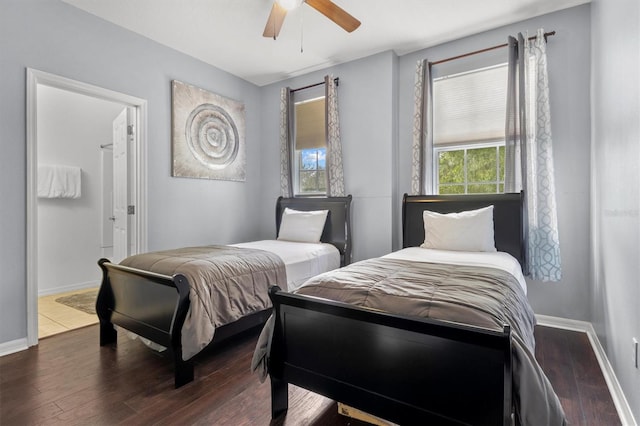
437;144;505;194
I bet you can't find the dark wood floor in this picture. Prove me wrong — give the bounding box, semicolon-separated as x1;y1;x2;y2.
0;324;620;425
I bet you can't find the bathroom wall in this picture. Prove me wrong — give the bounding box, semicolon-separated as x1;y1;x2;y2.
37;85;125;295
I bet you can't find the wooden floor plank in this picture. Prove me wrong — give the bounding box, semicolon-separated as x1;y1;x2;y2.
0;324;621;425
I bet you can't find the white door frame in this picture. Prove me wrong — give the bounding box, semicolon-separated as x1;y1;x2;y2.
26;68;148;347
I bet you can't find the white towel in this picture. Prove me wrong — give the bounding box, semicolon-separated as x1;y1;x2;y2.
37;165;82;199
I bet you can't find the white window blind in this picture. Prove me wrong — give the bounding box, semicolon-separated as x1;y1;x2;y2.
433;64;508;146
295;97;325;150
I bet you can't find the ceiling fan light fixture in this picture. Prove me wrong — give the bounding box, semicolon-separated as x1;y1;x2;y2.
277;0;301;11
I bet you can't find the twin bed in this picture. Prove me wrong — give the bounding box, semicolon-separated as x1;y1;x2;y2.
96;195;352;387
256;192;566;426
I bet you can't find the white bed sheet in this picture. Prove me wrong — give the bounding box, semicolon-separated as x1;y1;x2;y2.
231;240;340;291
382;247;527;295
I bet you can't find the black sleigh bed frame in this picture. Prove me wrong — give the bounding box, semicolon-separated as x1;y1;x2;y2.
267;192;525;426
96;195;352;388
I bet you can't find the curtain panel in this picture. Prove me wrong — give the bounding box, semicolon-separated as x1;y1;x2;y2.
505;36;524;193
505;29;562;281
279;87;293;197
325;75;346;197
410;59;434;195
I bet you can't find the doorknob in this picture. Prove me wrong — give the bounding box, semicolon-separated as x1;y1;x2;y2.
108;216;116;221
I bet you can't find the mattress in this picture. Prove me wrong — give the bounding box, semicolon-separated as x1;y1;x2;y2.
231;240;340;291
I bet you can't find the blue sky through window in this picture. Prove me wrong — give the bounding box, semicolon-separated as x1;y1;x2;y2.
301;148;326;170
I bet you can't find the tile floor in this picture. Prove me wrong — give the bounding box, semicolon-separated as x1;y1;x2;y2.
38;287;99;338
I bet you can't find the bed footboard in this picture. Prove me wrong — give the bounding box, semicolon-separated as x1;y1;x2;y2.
97;258;273;388
267;286;513;426
97;258;194;387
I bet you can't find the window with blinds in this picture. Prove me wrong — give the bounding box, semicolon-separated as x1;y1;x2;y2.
294;97;326;195
433;64;508;194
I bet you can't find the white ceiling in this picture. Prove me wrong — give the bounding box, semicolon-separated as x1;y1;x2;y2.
62;0;589;86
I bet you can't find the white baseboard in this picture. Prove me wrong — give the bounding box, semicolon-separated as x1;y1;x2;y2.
38;280;100;297
536;314;637;426
0;337;29;357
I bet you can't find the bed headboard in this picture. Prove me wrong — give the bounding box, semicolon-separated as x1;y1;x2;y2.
276;195;353;266
402;192;526;271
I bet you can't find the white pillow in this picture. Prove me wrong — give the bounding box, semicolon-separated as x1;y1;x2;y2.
277;208;329;243
420;205;497;252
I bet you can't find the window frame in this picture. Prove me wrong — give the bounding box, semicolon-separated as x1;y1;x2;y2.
293;147;327;196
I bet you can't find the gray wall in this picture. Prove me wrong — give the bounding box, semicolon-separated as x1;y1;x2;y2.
397;5;592;321
0;0;262;344
591;0;640;419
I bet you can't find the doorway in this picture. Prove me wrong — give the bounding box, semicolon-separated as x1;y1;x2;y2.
26;69;148;345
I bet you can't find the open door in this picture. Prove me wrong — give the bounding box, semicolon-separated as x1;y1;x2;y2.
112;108;130;263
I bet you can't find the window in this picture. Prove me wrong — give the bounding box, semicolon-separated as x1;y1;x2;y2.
436;142;505;194
293;96;326;195
433;64;508;194
297;147;326;194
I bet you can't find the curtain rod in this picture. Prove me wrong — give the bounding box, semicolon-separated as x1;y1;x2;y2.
430;30;555;66
291;77;339;93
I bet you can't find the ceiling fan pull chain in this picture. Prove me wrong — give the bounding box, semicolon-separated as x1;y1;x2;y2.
300;8;304;53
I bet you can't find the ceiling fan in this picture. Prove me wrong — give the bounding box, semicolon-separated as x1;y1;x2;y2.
263;0;361;39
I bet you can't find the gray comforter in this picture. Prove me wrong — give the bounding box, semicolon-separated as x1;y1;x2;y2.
253;257;566;426
120;245;287;360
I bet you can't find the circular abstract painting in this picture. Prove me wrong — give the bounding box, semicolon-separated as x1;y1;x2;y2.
172;80;245;181
185;103;239;170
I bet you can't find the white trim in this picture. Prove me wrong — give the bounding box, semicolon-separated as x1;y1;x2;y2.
26;69;38;347
25;68;148;348
37;280;100;297
0;338;29;358
535;314;593;332
536;315;637;426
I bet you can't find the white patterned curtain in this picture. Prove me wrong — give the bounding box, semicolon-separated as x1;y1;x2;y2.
410;59;434;195
325;75;345;196
505;29;561;281
279;87;293;197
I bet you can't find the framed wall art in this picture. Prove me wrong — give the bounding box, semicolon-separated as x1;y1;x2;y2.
171;80;246;181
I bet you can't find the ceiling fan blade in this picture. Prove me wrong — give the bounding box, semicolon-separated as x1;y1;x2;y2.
305;0;361;33
263;2;287;39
